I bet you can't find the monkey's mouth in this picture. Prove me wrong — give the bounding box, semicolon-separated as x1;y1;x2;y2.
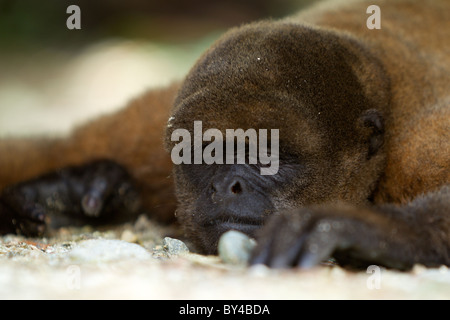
219;221;261;237
206;214;264;237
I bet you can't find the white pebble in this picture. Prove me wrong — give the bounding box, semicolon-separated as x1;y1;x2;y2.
218;230;256;266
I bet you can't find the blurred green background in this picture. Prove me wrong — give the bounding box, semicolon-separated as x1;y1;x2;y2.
0;0;314;137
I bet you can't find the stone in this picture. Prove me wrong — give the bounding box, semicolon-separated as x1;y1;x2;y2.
163;237;189;256
218;230;257;266
68;239;151;263
121;229;138;243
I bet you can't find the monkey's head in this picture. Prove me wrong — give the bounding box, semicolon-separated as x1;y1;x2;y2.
165;21;390;254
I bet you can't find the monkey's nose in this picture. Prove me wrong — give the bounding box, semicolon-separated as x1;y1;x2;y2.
212;176;247;199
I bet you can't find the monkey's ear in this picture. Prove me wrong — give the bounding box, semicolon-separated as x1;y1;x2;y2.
358;109;384;159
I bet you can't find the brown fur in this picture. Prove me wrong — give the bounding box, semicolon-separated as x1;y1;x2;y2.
294;0;450;204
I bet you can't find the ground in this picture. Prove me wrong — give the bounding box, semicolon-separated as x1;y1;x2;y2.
1;215;449;299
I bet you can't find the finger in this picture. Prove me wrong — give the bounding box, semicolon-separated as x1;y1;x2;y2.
296;224;341;269
81;177;108;217
297;244;335;269
81;194;103;217
250;235;274;266
269;234;307;268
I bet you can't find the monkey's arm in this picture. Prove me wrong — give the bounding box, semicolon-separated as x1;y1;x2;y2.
0;83;179;232
251;185;450;270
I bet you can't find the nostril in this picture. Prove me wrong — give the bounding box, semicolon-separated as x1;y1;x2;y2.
212;176;247;197
230;181;242;194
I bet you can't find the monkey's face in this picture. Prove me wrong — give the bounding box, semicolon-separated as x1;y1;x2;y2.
165;22;389;253
171;151;308;254
168;118;384;254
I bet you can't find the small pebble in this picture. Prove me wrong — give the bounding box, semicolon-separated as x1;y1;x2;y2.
218;230;256;266
412;264;427;275
249;264;271;277
163;237;189;256
121;229;138;243
439;265;448;274
68;239;151;263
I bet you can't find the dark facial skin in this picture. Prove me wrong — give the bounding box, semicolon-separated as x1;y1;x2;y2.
173;153;305;253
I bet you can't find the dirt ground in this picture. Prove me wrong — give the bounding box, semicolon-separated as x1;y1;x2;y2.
1;215;449;300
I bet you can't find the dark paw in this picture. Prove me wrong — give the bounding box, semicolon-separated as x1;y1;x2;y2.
0;160;141;236
250;206;398;269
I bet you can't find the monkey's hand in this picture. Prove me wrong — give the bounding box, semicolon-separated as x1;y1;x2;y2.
0;160;141;236
250;199;450;270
